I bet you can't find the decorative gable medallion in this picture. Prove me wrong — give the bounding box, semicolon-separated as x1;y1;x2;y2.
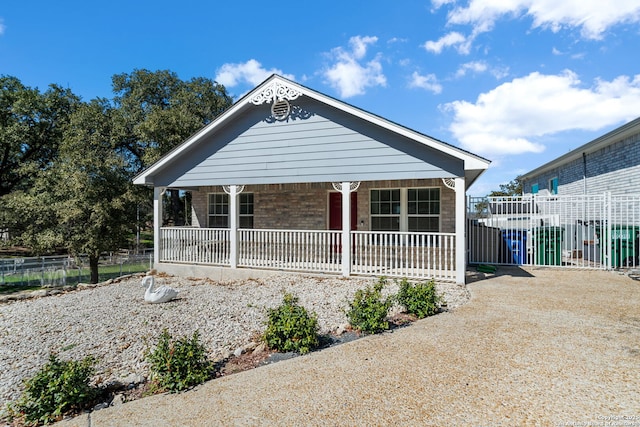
250;80;303;106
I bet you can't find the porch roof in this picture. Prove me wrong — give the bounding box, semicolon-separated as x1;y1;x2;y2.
133;75;490;190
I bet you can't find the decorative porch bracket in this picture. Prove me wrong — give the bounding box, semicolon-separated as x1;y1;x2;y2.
333;181;360;277
223;185;244;268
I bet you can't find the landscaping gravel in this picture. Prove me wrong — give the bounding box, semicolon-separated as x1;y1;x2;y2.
0;273;469;409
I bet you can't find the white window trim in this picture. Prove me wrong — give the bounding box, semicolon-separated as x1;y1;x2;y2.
207;192;254;229
369;187;441;232
207;193;229;228
407;187;441;232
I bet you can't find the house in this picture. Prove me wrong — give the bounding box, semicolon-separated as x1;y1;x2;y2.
521;117;640;196
133;75;490;284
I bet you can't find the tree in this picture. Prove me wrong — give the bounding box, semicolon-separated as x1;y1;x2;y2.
6;100;136;282
2;70;233;280
57;99;137;282
0;76;80;196
488;176;523;197
112;69;233;171
112;69;233;225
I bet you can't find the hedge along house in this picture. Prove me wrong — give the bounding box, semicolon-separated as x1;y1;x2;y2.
133;75;490;284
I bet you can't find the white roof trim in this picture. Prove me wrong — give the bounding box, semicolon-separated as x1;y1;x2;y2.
133;75;490;186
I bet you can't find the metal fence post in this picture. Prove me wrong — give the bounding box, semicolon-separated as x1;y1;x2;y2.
606;192;612;270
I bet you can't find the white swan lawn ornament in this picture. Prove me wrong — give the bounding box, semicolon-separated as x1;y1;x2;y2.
142;275;179;304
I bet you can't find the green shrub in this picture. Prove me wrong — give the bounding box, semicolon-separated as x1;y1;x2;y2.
396;278;443;319
11;353;97;426
146;329;215;393
263;293;319;354
346;277;393;334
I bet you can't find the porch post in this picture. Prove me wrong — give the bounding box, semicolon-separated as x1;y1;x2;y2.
341;182;351;277
455;178;466;284
228;185;239;269
153;187;165;267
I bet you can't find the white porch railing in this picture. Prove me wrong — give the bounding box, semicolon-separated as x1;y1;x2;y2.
159;227;455;280
160;227;230;265
239;229;342;273
352;231;456;281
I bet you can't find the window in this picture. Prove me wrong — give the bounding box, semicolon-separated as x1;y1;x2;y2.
208;193;229;228
239;193;254;228
370;189;400;231
548;177;558;195
208;193;253;228
370;188;440;232
531;183;539;194
408;188;440;232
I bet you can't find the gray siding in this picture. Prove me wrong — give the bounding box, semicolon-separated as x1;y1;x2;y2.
154;97;463;188
523;130;640;195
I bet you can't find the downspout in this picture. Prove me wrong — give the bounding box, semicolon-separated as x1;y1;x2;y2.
582;152;587;195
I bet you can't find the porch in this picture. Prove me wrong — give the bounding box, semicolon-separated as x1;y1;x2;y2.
159;227;457;281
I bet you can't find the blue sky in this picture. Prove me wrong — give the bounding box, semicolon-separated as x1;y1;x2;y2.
2;1;640;195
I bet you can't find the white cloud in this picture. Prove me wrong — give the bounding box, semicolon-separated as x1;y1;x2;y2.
443;70;640;156
455;61;509;79
423;31;470;54
324;36;387;98
445;0;640;40
0;19;5;36
215;59;294;87
455;60;488;77
409;72;443;94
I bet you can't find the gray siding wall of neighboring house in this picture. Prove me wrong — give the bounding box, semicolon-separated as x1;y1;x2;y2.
523;130;640;195
189;179;456;233
153;97;464;188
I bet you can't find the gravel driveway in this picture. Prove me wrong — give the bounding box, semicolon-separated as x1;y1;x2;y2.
53;267;640;426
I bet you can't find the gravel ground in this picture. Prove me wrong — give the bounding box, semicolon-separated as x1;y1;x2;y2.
50;267;640;427
0;273;469;409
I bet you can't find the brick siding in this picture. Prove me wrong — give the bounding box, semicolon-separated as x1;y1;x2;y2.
190;179;456;232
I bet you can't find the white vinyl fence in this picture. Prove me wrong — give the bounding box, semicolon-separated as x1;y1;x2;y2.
467;193;640;269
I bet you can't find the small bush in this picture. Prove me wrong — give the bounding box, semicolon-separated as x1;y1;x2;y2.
146;329;215;393
10;353;97;426
396;278;443;319
346;277;393;334
263;293;319;354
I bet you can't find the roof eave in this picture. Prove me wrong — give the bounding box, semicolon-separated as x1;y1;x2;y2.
521;116;640;180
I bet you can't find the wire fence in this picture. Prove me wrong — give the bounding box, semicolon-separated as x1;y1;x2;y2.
0;250;153;288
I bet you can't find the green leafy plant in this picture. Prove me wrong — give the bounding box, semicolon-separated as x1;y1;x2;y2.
263;293;319;354
396;278;443;319
346;277;393;334
146;329;215;393
10;354;97;426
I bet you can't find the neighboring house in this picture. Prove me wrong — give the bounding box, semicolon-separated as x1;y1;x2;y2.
133;75;490;284
521;117;640;196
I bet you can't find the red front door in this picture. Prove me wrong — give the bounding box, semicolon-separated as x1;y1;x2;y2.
329;192;358;230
